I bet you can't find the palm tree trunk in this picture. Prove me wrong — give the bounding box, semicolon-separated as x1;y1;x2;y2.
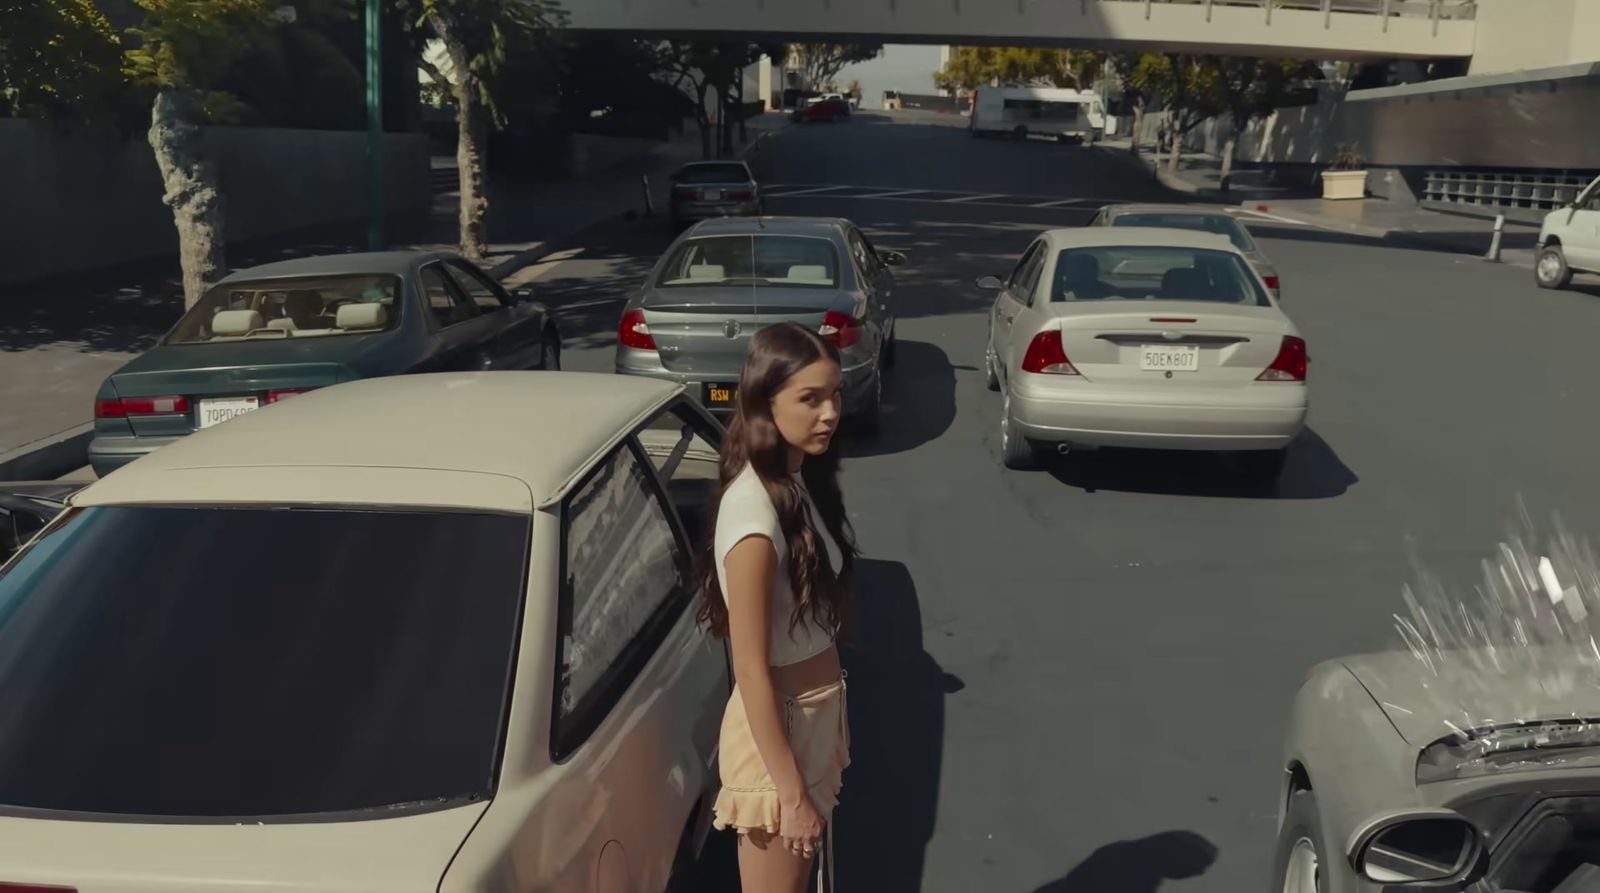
1220;134;1237;193
149;88;226;309
454;69;489;259
1167;119;1184;174
1130;98;1146;155
736;75;748;145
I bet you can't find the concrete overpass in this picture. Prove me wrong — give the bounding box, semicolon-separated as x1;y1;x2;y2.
565;0;1477;62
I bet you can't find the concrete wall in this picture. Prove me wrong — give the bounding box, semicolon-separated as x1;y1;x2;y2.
1469;0;1600;75
569;0;1474;61
1152;72;1600;171
0;120;429;286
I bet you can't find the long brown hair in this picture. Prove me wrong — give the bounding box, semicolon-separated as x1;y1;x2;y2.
697;322;859;640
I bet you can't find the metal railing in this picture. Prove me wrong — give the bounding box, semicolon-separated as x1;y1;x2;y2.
1422;170;1597;224
1111;0;1476;27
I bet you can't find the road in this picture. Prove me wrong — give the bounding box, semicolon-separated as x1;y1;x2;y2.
529;113;1600;892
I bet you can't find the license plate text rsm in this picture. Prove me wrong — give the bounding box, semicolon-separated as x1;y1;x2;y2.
708;387;735;404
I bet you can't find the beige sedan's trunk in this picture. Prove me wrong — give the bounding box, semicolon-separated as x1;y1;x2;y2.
1049;300;1293;387
0;805;485;893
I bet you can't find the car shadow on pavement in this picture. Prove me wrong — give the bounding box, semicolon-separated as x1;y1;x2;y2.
834;558;964;893
1045;428;1356;500
841;340;957;459
525;219;672;354
1029;830;1218;893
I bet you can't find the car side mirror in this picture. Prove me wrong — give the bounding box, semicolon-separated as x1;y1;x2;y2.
1349;810;1483;887
977;276;1003;290
879;250;907;267
511;287;534;303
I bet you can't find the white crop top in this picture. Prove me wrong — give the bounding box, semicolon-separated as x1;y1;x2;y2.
713;464;842;667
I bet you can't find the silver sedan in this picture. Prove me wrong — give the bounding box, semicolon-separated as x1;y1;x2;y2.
982;228;1308;480
1089;203;1282;301
614;216;904;431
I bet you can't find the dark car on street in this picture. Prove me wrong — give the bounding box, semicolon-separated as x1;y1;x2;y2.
0;482;80;565
792;97;851;123
670;161;763;229
614;216;905;432
88;251;561;476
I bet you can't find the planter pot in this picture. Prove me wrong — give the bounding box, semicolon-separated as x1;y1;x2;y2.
1321;169;1368;200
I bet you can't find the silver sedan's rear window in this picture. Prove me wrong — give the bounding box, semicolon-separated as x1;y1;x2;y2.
656;235;840;288
0;504;528;820
1052;247;1269;306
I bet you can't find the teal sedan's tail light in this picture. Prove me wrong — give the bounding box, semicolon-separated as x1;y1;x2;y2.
95;396;190;418
266;389;312;404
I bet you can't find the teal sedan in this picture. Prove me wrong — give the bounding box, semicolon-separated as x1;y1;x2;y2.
89;251;561;476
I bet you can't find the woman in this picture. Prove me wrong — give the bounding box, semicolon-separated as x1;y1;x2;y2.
699;321;859;892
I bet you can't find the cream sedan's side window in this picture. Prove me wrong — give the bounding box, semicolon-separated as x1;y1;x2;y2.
554;442;690;757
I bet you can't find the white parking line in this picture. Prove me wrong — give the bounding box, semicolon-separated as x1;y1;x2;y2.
1234;208;1311;226
945;193;1005;203
766;185;849;197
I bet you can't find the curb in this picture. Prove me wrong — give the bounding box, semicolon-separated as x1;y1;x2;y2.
0;423;93;482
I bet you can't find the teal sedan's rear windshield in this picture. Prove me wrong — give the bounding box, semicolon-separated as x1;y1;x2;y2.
1052;247;1270;306
1110;213;1256;252
0;505;529;820
166;274;403;345
656;235;840;288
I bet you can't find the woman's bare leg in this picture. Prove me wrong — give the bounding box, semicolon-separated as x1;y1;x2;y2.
737;829;814;893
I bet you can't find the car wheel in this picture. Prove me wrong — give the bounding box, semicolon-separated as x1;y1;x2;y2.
1238;448;1287;486
984;339;1001;392
1012;125;1028;141
536;328;561;371
999;389;1038;470
1537;245;1574;289
882;329;897;370
1273;788;1325;893
852;368;883;436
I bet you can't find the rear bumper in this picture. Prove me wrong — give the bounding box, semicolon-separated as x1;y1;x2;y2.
88;435;183;476
616;351;877;416
671;201;761;222
1009;378;1307;451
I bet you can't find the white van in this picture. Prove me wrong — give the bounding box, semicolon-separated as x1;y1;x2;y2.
970;86;1105;143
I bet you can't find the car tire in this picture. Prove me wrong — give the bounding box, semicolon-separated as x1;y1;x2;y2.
1238;448;1287;486
1012;125;1028;141
984;340;1001;392
1537;245;1574;290
852;368;883;436
536;328;561;371
1273;787;1325;893
999;389;1039;470
882;329;897;370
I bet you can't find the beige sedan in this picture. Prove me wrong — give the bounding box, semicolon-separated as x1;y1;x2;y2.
983;228;1308;480
0;372;730;893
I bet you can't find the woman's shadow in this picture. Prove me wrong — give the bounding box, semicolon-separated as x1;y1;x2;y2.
1031;831;1219;893
834;558;964;893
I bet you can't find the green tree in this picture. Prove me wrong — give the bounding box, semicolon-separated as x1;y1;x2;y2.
1125;53;1223;175
1207;55;1316;191
399;0;565;259
936;46;1104;93
0;0;126;119
126;0;344;307
792;43;882;93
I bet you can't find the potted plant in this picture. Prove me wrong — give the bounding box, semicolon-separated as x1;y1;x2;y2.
1321;144;1368;200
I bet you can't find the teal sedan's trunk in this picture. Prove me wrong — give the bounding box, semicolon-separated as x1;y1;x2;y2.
108;339;369;437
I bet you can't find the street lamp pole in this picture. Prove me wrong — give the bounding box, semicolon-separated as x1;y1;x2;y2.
365;0;385;250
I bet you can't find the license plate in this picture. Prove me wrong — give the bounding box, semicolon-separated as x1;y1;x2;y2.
704;383;738;406
703;189;722;201
197;396;261;429
1139;345;1200;372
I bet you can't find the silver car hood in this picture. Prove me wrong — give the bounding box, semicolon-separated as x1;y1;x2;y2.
1344;650;1600;747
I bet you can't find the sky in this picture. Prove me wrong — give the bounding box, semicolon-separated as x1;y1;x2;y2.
830;44;947;108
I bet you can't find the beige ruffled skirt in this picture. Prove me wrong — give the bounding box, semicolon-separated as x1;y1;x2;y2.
712;675;850;834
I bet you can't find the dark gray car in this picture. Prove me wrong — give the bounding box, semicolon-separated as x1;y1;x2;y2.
669;161;763;229
614;217;905;431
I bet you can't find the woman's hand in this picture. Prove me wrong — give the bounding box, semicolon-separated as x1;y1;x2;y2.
780;791;824;860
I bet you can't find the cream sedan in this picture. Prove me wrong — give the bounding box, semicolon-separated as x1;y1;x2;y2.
983;228;1308;480
0;372;730;893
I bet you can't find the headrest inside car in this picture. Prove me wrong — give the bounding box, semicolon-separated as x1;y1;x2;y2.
212;309;263;336
337;303;388;330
